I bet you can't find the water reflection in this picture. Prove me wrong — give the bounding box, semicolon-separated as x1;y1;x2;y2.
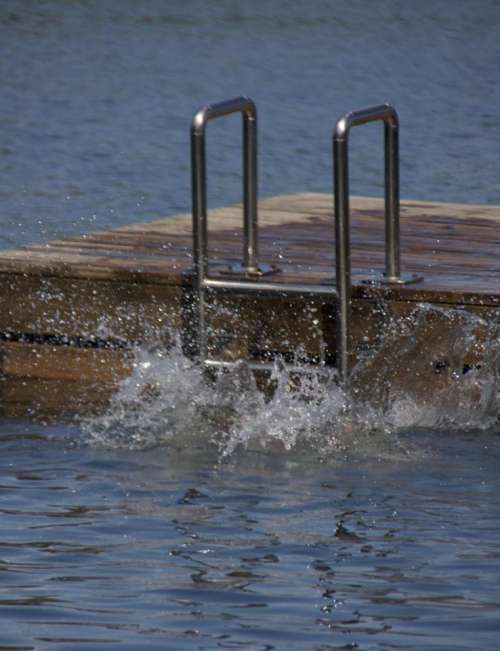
2;424;499;649
1;0;500;248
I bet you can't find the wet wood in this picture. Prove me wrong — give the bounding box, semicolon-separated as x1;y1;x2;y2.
0;192;498;418
0;341;133;419
0;274;183;343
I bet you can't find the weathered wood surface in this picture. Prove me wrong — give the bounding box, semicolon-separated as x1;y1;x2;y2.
0;192;498;418
1;193;499;296
0;342;133;419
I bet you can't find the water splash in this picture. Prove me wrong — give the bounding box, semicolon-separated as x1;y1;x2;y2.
351;303;499;431
81;304;499;456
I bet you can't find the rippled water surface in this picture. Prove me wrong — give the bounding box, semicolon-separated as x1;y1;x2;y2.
1;421;500;650
1;1;500;649
1;0;500;247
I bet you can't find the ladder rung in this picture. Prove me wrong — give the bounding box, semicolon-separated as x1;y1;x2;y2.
204;358;335;376
204;277;337;299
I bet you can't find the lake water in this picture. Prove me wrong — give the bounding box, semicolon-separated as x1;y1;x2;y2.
1;0;500;247
2;419;500;651
1;1;500;649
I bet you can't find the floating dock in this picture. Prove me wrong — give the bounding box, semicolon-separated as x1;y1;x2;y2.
0;191;498;419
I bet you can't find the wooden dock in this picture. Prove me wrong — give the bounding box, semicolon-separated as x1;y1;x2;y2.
0;192;498;419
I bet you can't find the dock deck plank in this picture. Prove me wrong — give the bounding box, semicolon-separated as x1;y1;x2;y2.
0;192;499;342
0;192;497;301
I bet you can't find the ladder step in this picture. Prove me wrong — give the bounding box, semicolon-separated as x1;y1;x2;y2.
204;358;336;377
204;277;337;298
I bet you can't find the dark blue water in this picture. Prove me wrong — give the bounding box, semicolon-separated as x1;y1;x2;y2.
1;2;500;649
1;0;500;248
1;422;500;651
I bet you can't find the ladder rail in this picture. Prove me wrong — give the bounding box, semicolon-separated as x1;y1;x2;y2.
333;103;401;283
205;358;335;377
191;96;259;277
190;96;260;368
204;277;337;298
333;103;411;384
190;99;418;389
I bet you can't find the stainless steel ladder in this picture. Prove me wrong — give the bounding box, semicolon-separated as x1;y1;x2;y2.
190;96;421;387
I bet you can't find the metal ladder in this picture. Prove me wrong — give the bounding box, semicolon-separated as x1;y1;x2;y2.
190;96;420;387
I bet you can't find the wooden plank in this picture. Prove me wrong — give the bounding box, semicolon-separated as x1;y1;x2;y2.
0;341;133;383
0;273;185;342
0;341;133;419
0;379;113;419
0;196;498;288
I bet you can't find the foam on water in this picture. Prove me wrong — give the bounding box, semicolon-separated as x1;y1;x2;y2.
81;304;499;457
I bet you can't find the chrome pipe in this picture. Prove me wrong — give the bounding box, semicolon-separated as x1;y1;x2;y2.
384;118;400;280
204;277;337;298
243;110;258;273
333;135;351;387
205;358;333;376
333;103;401;386
191;96;259;361
191;96;258;275
333;103;401;282
191;125;208;362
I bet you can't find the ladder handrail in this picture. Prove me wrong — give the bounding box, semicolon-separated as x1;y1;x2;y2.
333;103;401;384
191;96;259;277
190;99;410;389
